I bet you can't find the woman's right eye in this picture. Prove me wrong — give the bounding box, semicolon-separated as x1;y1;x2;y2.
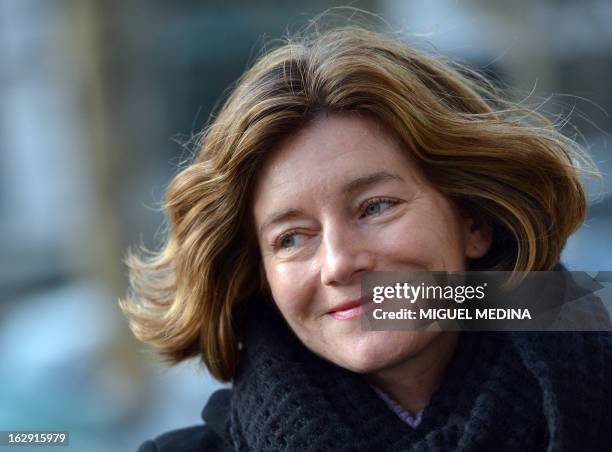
281;234;298;248
274;231;303;250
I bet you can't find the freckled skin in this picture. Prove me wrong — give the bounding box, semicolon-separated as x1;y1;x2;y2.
252;113;491;375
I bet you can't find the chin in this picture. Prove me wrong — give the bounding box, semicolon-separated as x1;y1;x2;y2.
326;330;440;374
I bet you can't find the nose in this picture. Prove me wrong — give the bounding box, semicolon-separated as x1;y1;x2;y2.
320;225;375;286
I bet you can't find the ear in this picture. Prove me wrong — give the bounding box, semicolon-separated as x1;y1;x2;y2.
462;214;493;259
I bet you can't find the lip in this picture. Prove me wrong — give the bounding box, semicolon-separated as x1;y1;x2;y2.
327;298;373;320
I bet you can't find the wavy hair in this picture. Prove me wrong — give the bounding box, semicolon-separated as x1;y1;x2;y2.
120;25;594;381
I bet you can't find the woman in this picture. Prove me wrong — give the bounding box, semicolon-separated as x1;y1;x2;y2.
121;25;612;451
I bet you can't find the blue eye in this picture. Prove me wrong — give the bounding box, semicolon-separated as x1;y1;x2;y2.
281;234;297;248
277;232;302;250
364;199;394;217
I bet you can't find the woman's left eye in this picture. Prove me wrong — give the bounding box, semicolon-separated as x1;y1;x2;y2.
361;198;397;217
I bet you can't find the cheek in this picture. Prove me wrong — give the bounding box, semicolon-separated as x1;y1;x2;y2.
264;261;317;317
418;202;468;269
374;224;430;264
372;203;467;270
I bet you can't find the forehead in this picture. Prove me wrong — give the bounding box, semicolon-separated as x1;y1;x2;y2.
253;114;415;197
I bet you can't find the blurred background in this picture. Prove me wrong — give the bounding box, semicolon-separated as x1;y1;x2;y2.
1;0;610;450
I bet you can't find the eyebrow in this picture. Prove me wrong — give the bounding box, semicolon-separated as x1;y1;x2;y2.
258;208;307;236
341;171;405;196
258;171;405;236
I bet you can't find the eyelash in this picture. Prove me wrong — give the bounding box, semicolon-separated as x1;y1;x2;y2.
359;197;398;219
272;229;301;251
271;197;399;250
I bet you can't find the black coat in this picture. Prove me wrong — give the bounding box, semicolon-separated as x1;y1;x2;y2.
137;389;232;452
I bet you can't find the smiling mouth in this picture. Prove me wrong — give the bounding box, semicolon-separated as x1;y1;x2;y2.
327;299;374;320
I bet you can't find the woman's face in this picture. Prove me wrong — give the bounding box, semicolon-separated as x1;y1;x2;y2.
252;113;491;373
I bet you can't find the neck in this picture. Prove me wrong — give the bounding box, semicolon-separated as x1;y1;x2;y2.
366;332;459;415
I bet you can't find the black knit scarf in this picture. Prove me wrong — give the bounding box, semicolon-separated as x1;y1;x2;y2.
227;300;611;451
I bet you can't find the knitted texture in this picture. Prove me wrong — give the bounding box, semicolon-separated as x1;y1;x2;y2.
227;301;612;451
